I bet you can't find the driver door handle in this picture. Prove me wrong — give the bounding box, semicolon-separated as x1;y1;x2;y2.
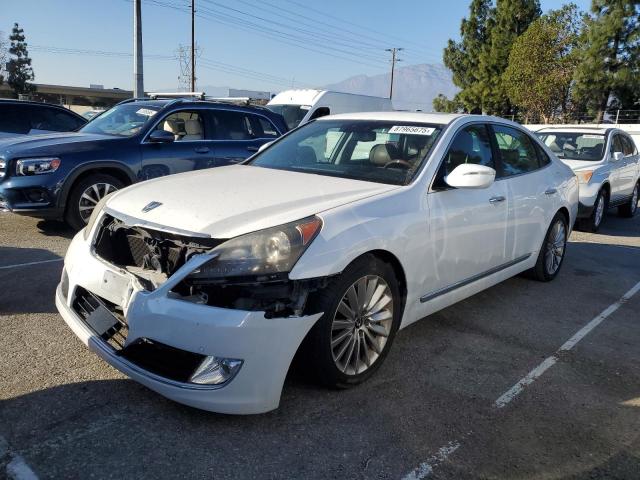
194;146;210;154
246;146;259;152
489;196;506;204
544;188;557;195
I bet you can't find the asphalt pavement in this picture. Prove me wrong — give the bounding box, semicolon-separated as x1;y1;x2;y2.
1;210;639;480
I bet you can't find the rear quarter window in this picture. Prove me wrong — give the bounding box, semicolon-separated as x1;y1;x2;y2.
0;104;30;134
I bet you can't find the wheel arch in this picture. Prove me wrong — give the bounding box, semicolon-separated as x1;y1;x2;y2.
58;162;136;210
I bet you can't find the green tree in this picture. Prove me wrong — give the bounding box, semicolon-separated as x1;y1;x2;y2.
503;5;583;122
573;0;640;122
442;0;493;113
0;31;7;85
478;0;542;116
7;23;36;97
432;93;462;113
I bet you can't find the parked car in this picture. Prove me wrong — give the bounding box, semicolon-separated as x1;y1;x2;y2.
81;109;106;121
0;97;287;229
0;99;86;139
536;127;639;231
56;112;578;414
266;89;393;130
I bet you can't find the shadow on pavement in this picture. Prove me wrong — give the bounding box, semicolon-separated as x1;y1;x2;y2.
0;246;62;315
36;220;76;240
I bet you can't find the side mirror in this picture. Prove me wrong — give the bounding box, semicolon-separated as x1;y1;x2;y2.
611;151;624;162
258;141;273;153
445;163;496;189
148;130;175;143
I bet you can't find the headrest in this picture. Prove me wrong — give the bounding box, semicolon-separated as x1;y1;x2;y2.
369;143;399;166
185;119;202;135
163;120;180;134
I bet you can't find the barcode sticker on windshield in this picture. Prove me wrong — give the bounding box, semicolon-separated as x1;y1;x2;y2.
582;134;603;139
389;126;435;135
136;108;157;117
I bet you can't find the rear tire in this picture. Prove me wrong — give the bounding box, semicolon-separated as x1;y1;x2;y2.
65;173;123;230
530;212;568;282
578;189;607;232
618;182;638;218
302;254;402;388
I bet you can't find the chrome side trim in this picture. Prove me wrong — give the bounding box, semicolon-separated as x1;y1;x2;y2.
420;253;532;303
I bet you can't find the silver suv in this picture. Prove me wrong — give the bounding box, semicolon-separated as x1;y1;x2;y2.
536;127;639;231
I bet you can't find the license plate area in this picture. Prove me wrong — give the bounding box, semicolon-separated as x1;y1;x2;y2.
73;286;129;350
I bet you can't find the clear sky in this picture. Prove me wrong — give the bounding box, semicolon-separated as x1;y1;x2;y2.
2;0;592;93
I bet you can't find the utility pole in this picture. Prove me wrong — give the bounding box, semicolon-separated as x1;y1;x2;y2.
191;0;196;91
385;47;403;100
133;0;144;98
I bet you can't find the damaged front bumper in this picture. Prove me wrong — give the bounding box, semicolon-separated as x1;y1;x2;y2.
56;228;322;414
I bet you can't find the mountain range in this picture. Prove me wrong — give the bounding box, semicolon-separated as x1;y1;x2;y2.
324;63;457;111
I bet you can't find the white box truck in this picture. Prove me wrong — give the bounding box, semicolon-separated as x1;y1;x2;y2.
266;89;393;130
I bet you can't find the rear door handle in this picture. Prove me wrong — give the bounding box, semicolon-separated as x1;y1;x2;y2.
194;147;210;154
544;188;557;195
246;146;259;152
489;196;506;204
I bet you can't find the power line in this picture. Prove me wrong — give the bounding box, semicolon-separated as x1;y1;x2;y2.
140;0;389;69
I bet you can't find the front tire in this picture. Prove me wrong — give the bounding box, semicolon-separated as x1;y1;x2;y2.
65;173;123;230
618;182;638;218
531;212;568;282
303;255;402;388
578;189;607;232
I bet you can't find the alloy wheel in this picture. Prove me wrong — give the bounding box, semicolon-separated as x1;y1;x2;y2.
78;182;117;223
544;220;566;275
330;275;394;376
594;194;605;227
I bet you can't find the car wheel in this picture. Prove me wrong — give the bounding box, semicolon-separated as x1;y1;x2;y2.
580;189;607;232
303;254;402;388
65;174;123;230
618;182;639;218
531;212;568;282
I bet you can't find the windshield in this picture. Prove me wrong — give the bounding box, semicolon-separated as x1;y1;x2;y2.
79;104;160;137
265;104;309;129
536;132;606;161
248;120;443;185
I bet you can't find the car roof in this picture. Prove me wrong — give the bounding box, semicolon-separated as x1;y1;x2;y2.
315;111;511;126
536;126;609;134
119;98;279;115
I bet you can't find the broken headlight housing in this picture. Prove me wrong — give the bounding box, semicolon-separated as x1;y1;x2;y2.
188;216;322;282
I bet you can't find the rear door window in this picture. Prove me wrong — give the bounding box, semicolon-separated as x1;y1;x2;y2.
492;125;540;177
211;110;255;140
0;104;30;134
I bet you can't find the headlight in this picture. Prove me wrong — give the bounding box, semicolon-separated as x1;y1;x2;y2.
188;216;322;282
16;157;61;176
82;193;114;240
575;170;594;184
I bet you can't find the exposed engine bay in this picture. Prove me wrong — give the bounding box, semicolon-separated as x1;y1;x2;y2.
93;214;328;317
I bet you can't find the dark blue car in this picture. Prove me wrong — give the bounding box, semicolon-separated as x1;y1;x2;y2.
0;97;287;229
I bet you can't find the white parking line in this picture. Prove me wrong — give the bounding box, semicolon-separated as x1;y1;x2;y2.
0;259;62;270
495;279;640;408
403;280;640;478
6;456;39;480
402;441;461;480
1;435;39;480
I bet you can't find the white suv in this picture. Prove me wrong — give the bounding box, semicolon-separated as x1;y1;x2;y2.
536;127;640;231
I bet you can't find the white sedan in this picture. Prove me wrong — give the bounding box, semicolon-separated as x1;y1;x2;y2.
56;112;578;414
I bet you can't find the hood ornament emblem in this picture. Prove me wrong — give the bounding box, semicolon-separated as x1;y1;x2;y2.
142;201;162;213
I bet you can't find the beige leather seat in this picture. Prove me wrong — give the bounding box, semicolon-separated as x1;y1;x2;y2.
163;120;182;141
183;119;203;141
369;143;400;166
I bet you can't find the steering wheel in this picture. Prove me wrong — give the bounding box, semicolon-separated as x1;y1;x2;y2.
383;159;412;170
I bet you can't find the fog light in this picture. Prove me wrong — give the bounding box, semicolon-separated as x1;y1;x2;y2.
189;356;243;385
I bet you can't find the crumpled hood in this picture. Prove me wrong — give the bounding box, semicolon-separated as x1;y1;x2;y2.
0;132;120;158
106;165;400;238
